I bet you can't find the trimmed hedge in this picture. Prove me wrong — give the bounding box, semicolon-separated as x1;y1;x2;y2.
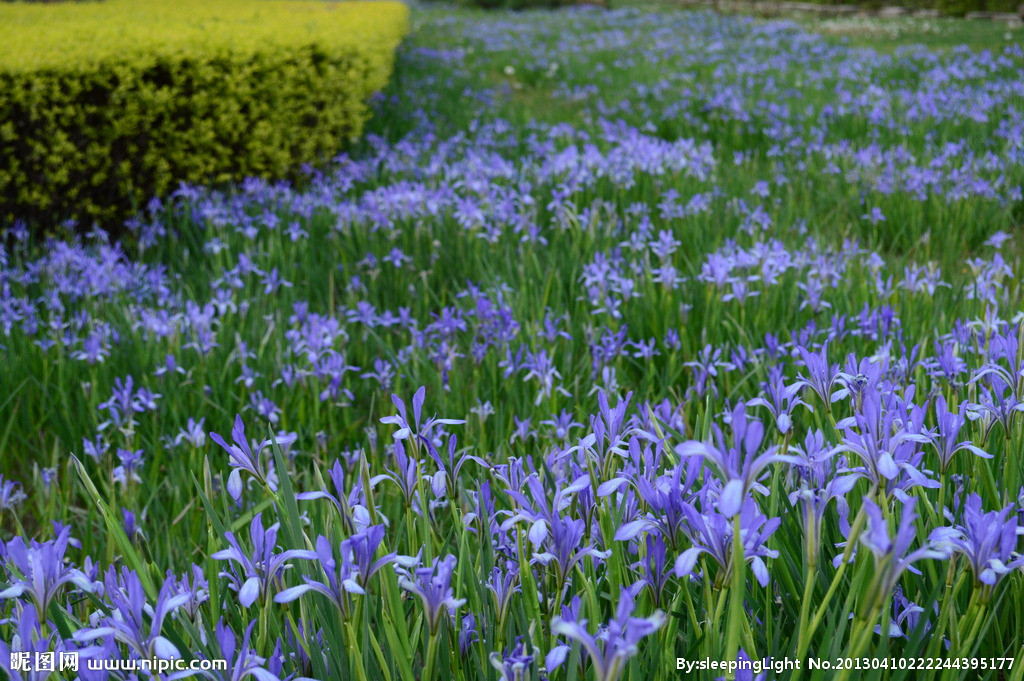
0;0;408;229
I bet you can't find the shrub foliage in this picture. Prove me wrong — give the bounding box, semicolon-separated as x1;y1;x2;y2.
0;0;408;229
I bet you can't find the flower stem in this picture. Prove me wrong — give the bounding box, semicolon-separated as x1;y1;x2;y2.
834;617;876;681
424;629;443;681
928;558;963;657
792;501;868;681
346;620;370;681
795;552;816;661
725;513;745;675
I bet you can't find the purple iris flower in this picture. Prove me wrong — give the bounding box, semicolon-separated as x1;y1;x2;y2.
675;401;797;517
81;435;109;463
73;566;188;661
503;472;591;546
930;396;991;471
485;561;521;628
832;354;886;411
168;564;209;620
464;479;500;538
541;409;584;443
0;474;26;514
276;525;402;615
345;524;402;587
0;527;94;614
491;457;531;499
862;207;886;224
121;507;143;542
112;447;145;487
373;439;422;511
1;605;102;681
296;458;370;533
540;309;573;343
509;415;537;445
426;433;488;501
926;338;967;387
212;513;316;608
632;534;673;607
521;347;572;405
489;637;535;681
609;458;701;546
966;363;1024;440
278;618;327;679
684;345;734;399
675;496;781;588
859;497;949;595
587;390;638;464
210;414;293;502
206;619;283;681
929;493;1024;590
787;429;857;559
794;342;841;408
531;513;611;591
361;357;396;391
379;386;465;445
747;364;810;434
551;586;665;681
634;399;686;442
174;416;207;449
457;613;479;658
396;554;466;635
874;585;930;639
96;375;145;431
834;390;936;493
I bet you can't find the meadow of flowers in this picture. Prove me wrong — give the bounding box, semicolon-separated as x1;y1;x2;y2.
2;6;1024;681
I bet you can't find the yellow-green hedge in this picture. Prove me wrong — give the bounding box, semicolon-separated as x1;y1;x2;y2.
0;0;409;228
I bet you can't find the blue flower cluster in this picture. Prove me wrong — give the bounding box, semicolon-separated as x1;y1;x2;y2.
2;6;1024;681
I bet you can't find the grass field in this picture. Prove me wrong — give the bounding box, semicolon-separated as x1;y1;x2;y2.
2;5;1024;681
